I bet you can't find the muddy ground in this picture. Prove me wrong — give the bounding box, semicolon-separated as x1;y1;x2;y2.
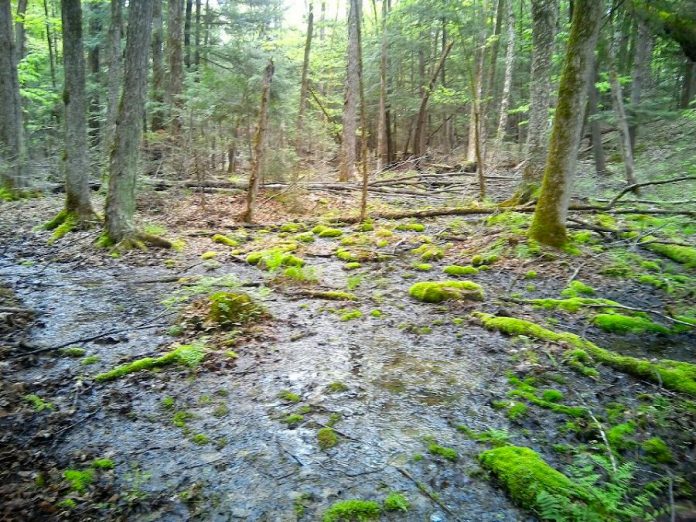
1;164;695;521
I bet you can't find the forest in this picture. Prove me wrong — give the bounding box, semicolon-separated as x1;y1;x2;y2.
1;0;696;519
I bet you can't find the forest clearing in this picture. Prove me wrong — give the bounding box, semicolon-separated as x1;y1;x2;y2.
1;0;696;520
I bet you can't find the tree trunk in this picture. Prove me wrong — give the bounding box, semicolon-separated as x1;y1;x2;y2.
104;0;155;244
354;0;368;221
376;0;389;170
520;0;559;200
296;2;314;156
167;0;184;135
529;0;603;247
680;59;696;109
87;4;101;148
194;0;201;71
15;0;28;63
483;0;505;137
59;0;96;221
588;63;606;175
242;60;274;223
184;0;192;69
413;40;453;157
103;0;122;169
339;0;360;181
43;0;56;89
493;0;516;157
628;15;652;149
0;0;25;191
151;0;166;132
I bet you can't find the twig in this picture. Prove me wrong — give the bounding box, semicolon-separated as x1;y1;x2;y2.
607;175;696;208
588;411;618;473
393;466;458;519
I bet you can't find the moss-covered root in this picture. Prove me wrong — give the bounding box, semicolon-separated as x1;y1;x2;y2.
409;280;484;303
473;312;696;396
97;231;172;251
646;243;696;268
322;500;381;522
95;342;206;382
43;209;99;242
479;446;591;517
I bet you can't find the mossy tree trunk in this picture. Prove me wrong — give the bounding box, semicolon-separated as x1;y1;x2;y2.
242;59;274;223
529;0;603;247
339;0;360;182
0;0;26;193
57;0;96;225
104;0;156;245
519;0;559;201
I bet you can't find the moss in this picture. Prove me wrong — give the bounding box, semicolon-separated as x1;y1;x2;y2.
310;291;357;301
383;492;410;512
646;243;696;268
95;342;206;382
81;355;100;365
413;263;432;271
542;389;564;403
295;231;315;243
479;446;588;515
370;309;382;318
161;396;175;409
508;376;586;417
57;498;77;509
326;382;348;393
524;270;538;279
344;262;361;270
278;390;301;403
642;437;673;463
592;313;670;335
246;249;305;270
282;413;304;426
472;254;498;267
190;433;210;445
24;394;54;412
444;264;479;276
606;422;637;451
395;222;425;232
561;280;595;297
200;251;218;260
411;243;444;261
279;222;306;233
486;212;530;232
528;297;619;313
208;291;262;326
312;225;343;238
339;309;362;321
428;443;458;462
282;266;319;283
409;280;484;303
63;469;94;493
213;404;230;417
322;499;381;521
92;458;114;470
60;346;86;357
172;410;193;428
474;313;696;396
211;234;239;247
375;227;393;237
317;427;339;450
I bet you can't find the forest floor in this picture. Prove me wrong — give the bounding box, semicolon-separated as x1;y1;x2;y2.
1;129;696;521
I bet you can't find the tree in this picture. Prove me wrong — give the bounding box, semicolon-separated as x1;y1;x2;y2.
0;0;26;194
529;0;603;247
46;0;97;231
151;0;166;132
339;0;361;182
518;0;559;201
103;0;168;248
15;0;28;63
167;0;185;135
493;0;516;156
376;0;390;170
296;2;314;156
104;0;123;167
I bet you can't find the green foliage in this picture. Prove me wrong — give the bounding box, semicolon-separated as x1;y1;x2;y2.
282;265;319;283
529;297;619;313
326;382;348;393
317;427;339;450
561;280;596;298
24;394;54;412
592;314;670;335
92;458;115;470
641;437;673;464
278;390;301;403
409;280;484;303
383;492;410;512
322;499;381;521
191;433;210;445
63;469;94;493
507;376;587;418
282;413;304;426
411;243;444;261
607;422;637;451
339;309;362;321
60;346;86;357
162;275;241;307
312;225;343;238
428;443;458;461
395;222;425;232
246;248;305;270
646;243;696;268
208;291;263;326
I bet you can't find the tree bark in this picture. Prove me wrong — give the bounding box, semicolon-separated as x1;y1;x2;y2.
520;0;559;199
60;0;96;221
242;60;274;223
87;3;101;148
296;2;314;156
680;59;696;109
628;15;652;149
0;0;25;191
529;0;603;247
339;0;360;181
412;41;453;157
103;0;122;169
493;0;516;156
104;0;154;244
151;0;166;132
194;0;201;71
588;63;606;175
184;0;192;69
167;0;185;135
376;0;389;170
43;0;56;89
355;0;368;221
15;0;28;63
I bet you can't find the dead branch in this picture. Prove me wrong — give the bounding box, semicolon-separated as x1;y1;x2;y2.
606;175;696;208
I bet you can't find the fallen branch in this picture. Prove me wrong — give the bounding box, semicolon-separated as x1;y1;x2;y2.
607;175;696;208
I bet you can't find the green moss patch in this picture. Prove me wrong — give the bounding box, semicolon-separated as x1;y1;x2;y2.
63;469;94;493
592;313;670;335
318;427;339;450
444;264;479;276
428;443;458;462
527;297;619;313
246;248;305;270
561;280;595;298
95;342;206;382
474;313;696;396
646;243;696;268
409;280;484;303
395;222;425;232
211;234;239;247
411;243;444;261
322;499;381;522
208;291;263;326
312;225;343;238
642;437;673;463
508;376;586;417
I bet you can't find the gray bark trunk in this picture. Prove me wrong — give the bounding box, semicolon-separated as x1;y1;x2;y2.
494;0;516;155
61;0;95;218
15;0;28;63
296;2;314;156
167;0;185;135
521;0;559;195
628;16;652;149
103;0;122;168
0;0;25;191
151;0;166;132
104;0;154;242
376;0;389;170
339;0;360;181
588;63;606;175
530;0;603;246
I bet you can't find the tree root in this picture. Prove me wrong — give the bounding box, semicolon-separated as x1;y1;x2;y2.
43;209;100;242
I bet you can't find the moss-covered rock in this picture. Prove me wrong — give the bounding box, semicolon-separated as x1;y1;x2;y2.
322;499;381;522
312;225;343;238
211;234;239;247
646;243;696;268
561;280;595;297
412;243;444;261
592;313;670;335
95;342;206;382
443;264;479;276
246;249;305;270
318;427;339;450
208;291;263;326
395;222;425;232
409;281;484;303
642;437;673;463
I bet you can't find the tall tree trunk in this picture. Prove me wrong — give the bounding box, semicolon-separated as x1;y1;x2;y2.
15;0;28;63
167;0;184;135
0;0;25;191
193;0;201;71
242;60;274;223
680;59;696;109
413;40;453;157
87;5;101;148
519;0;559;200
493;0;516;156
355;0;368;221
588;62;606;175
184;0;192;69
56;0;96;224
628;15;652;149
529;0;602;247
339;0;360;181
104;0;156;245
151;0;165;132
483;0;505;136
608;25;639;191
376;0;389;170
43;0;56;89
103;0;122;170
296;2;314;156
